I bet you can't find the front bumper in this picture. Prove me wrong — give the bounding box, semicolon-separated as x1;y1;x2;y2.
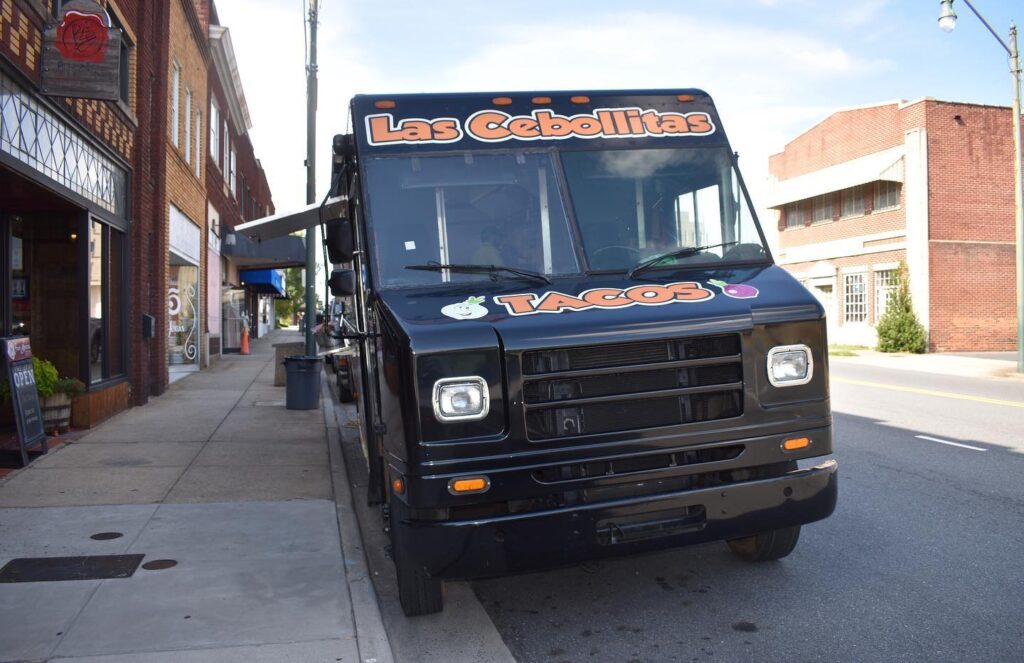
397;458;837;579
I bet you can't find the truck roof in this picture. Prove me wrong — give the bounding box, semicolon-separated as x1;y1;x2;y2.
350;89;731;155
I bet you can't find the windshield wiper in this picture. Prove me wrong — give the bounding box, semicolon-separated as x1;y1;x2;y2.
626;242;738;280
405;262;551;284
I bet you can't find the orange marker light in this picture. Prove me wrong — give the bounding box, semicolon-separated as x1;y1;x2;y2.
448;476;490;495
570;95;590;104
676;94;696;102
782;437;811;451
532;96;552;104
391;477;405;494
492;97;513;106
374;100;396;109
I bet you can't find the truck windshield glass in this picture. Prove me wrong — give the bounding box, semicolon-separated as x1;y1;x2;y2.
364;152;578;287
560;147;767;271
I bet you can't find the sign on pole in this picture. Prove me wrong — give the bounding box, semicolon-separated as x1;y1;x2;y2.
41;1;122;101
2;337;47;467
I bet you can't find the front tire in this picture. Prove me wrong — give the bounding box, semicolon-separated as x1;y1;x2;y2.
727;525;801;562
389;499;444;616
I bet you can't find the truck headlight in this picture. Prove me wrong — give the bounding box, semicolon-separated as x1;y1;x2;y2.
433;376;489;422
767;345;813;387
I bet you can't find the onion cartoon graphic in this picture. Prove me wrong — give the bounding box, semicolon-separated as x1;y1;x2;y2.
709;279;759;299
441;296;488;320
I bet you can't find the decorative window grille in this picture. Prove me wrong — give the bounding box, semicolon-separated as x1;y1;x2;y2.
844;273;867;323
0;70;128;217
874;269;897;321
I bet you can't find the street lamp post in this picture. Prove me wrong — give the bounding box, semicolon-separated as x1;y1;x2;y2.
938;0;1023;373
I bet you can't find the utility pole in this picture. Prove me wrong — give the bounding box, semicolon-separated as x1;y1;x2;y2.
304;0;318;356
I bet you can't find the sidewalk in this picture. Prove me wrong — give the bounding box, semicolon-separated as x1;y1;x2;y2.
830;349;1021;380
0;329;391;662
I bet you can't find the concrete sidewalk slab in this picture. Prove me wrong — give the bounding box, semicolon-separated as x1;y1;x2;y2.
0;467;182;507
126;501;340;562
0;504;157;558
0;579;102;661
192;440;327;467
53;556;352;658
831;351;1019;380
50;639;361;663
32;442;203;469
163;464;331;503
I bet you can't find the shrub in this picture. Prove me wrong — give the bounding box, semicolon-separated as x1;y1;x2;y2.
876;263;927;353
1;358;80;401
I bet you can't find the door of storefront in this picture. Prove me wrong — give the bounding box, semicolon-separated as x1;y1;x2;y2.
221;288;246;353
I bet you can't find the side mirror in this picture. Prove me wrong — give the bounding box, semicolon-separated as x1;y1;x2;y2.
325;217;354;264
328;268;355;297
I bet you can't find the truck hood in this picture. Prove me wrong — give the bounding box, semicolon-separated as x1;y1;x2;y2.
375;265;822;354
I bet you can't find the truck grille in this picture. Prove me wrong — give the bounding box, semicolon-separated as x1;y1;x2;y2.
522;334;743;441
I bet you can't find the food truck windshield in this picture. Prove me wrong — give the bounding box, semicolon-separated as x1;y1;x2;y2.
363;145;769;289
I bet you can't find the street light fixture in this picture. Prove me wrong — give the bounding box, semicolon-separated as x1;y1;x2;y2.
938;0;1023;373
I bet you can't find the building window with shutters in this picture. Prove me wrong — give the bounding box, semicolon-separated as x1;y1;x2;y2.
812;194;832;223
194;111;202;178
210;102;220;166
184;88;192;164
874;269;897;321
785;201;805;228
874;181;900;211
843;273;867;323
171;61;181;147
841;185;865;218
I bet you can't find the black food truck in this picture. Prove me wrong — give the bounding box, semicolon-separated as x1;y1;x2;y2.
323;90;837;616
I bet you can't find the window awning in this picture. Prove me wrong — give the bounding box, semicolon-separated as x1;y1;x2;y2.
222;233;305;269
239;269;286;298
766;145;904;208
234;196;346;242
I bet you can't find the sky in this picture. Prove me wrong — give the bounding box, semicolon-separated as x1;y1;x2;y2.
214;0;1020;285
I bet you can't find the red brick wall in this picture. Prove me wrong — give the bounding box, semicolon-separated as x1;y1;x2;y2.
769;103;903;180
924;100;1017;351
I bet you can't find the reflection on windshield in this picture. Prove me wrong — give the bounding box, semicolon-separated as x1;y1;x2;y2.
561;147;766;271
364;153;578;287
363;147;766;288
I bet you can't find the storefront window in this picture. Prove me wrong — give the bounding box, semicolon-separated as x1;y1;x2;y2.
89;220;104;383
109;229;125;376
168;264;200;368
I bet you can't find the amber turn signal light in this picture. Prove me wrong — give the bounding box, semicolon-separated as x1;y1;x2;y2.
391;477;405;494
782;437;810;452
448;476;490;495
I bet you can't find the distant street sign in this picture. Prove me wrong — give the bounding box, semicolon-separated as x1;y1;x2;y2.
2;337;47;467
41;1;122;101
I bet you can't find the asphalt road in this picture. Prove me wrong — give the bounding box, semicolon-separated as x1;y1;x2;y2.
473;362;1024;663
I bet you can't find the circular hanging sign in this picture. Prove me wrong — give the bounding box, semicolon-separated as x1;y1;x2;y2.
55;10;110;63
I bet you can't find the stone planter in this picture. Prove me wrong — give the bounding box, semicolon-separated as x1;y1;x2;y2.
42;392;72;433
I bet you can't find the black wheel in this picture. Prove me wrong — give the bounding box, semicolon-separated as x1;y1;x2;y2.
727;525;801;562
389;498;444;616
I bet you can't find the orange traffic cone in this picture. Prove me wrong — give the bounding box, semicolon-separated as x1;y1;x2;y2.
241;326;250;355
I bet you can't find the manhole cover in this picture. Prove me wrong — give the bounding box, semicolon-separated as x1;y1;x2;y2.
0;555;144;583
90;532;124;541
141;559;178;571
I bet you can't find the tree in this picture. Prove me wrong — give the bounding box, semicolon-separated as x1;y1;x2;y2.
275;267;305;326
876;262;927;353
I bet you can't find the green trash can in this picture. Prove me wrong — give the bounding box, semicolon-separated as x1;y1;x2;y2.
284;356;321;410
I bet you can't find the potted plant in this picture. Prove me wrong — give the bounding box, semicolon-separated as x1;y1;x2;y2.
2;358;84;433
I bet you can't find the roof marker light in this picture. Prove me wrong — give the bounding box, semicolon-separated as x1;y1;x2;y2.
532;96;552;104
374;100;396;109
493;97;513;106
677;94;696;102
570;95;590;104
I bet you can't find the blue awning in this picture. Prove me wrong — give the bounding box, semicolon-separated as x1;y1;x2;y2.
239;269;286;298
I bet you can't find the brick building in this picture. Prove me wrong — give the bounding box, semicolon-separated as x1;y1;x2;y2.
767;98;1019;352
0;0;281;439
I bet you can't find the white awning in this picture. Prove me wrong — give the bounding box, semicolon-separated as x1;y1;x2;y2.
766;145;905;208
234;196;346;241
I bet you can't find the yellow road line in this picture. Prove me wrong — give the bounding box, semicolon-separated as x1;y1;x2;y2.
832;377;1024;409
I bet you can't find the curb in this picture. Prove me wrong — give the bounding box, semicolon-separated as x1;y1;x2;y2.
322;374;395;663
